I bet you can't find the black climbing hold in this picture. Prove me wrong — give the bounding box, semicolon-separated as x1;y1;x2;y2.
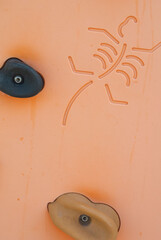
0;58;44;98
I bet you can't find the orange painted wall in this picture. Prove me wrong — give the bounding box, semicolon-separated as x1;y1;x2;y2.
0;0;161;239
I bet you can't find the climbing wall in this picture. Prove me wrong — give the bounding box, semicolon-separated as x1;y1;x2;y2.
0;0;161;239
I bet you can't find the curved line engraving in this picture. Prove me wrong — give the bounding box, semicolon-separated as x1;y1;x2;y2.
105;84;128;105
122;62;137;79
68;56;94;75
132;42;161;53
100;43;118;55
97;48;113;63
116;69;131;86
93;54;107;69
118;16;137;37
126;55;144;66
88;27;119;44
99;43;127;79
62;81;93;125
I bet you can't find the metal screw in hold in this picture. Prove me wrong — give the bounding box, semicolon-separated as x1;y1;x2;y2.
13;75;23;84
79;214;91;226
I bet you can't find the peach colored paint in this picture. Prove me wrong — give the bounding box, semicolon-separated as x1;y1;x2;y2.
0;0;161;240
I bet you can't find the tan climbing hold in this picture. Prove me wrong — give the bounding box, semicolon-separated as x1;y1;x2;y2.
47;192;121;240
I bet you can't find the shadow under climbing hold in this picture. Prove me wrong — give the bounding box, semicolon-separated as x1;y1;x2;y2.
47;192;121;240
0;58;44;98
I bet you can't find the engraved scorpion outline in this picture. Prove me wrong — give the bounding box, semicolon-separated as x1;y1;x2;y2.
63;16;161;125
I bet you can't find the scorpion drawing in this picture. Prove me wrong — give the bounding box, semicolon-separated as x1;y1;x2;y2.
63;16;161;125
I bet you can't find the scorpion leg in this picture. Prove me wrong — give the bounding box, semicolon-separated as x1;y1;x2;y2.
68;56;94;75
105;83;128;105
132;42;161;53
